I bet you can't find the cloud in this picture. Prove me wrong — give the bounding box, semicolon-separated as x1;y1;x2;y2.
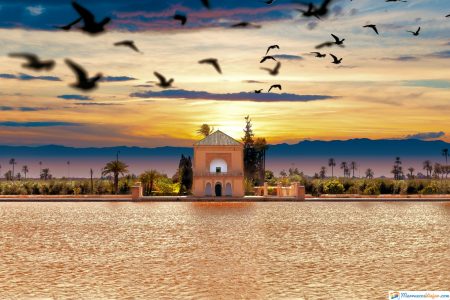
101;76;137;82
307;21;318;30
272;54;303;61
26;5;45;16
0;106;48;111
242;80;265;84
57;95;93;101
133;84;153;88
0;73;61;81
73;102;122;106
430;50;450;59
405;131;445;140
130;89;335;102
403;80;450;89
381;56;419;62
0;121;81;127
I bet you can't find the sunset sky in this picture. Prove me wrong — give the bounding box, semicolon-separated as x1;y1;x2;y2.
0;0;449;147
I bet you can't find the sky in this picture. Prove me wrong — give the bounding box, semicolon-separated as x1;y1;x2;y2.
0;0;449;148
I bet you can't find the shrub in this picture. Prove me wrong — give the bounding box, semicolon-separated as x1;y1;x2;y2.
323;179;345;194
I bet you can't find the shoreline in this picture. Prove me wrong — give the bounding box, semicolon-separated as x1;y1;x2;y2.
0;194;450;202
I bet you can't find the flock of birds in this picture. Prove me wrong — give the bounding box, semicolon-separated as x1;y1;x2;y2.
5;0;450;95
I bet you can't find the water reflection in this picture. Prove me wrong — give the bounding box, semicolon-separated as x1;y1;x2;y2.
0;202;448;299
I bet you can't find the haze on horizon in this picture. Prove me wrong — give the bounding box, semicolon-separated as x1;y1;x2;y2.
0;0;449;147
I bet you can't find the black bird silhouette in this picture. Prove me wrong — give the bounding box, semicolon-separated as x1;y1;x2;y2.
310;51;326;58
114;40;141;53
407;27;420;36
154;72;174;88
254;89;263;93
201;0;211;9
330;54;342;64
231;22;261;28
331;34;345;45
198;58;222;74
446;14;450;17
386;0;407;2
263;0;276;4
65;59;102;91
173;14;187;25
363;24;379;35
297;3;320;19
315;41;335;49
261;62;281;76
268;84;282;92
54;17;82;31
72;1;111;34
9;53;55;71
260;56;277;63
266;45;280;55
313;0;333;18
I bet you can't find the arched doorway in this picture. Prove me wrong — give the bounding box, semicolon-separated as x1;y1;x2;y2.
225;183;232;196
205;182;212;196
215;183;222;197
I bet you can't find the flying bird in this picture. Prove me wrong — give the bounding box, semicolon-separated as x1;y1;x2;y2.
260;56;277;63
330;54;342;64
385;0;407;2
310;52;326;58
8;53;55;71
297;3;320;19
331;34;345;45
198;58;222;74
230;22;261;28
268;84;282;92
260;61;281;76
266;45;280;55
72;1;111;34
114;40;141;53
254;89;263;93
154;72;174;88
446;14;450;17
263;0;276;4
315;41;335;49
65;59;102;91
363;24;379;35
312;0;333;18
201;0;211;9
173;14;187;25
407;27;421;36
54;17;82;31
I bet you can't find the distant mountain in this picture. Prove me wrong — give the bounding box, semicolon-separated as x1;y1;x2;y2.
0;139;448;177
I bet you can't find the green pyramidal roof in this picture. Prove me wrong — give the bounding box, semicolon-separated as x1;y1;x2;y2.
194;130;242;146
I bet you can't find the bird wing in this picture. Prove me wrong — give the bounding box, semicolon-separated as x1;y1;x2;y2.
260;57;267;63
417;27;421;33
201;0;210;9
331;34;339;42
330;53;337;61
72;1;96;25
273;62;281;72
311;52;320;55
65;59;88;82
154;72;166;84
211;61;222;74
373;26;379;34
268;86;274;92
9;53;39;64
315;41;332;49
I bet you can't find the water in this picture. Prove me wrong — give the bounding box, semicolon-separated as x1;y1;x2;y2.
0;202;449;299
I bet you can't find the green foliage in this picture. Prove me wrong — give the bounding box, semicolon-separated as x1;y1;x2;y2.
323;179;345;194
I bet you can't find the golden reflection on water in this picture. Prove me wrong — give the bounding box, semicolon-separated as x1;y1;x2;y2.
0;202;449;299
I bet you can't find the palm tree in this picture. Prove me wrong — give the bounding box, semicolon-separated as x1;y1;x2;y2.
102;160;129;194
328;158;336;177
365;168;374;179
423;160;432;178
340;161;348;177
350;161;357;178
407;167;414;179
41;168;52;180
197;124;214;137
139;170;161;196
39;161;43;178
9;158;17;181
67;161;71;178
442;148;449;165
22;165;29;179
319;166;327;179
